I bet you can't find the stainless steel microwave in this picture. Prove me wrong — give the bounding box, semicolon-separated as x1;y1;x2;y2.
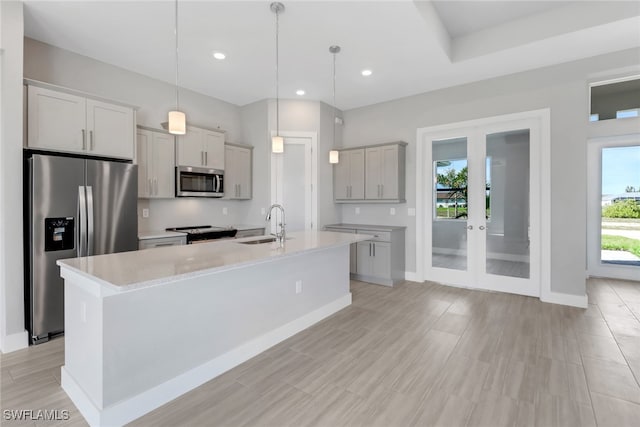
176;166;224;197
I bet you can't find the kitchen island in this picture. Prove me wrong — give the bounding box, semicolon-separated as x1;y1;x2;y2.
57;230;368;426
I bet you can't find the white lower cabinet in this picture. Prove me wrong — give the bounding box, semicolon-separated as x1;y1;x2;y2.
325;224;405;286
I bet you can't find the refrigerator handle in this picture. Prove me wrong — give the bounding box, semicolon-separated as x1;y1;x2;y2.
86;186;95;256
78;186;87;257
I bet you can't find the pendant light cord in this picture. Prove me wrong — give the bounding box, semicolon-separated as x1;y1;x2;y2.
332;50;336;147
275;6;280;137
175;0;180;110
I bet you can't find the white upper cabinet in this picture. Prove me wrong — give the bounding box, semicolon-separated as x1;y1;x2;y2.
334;142;406;203
334;148;365;201
176;126;225;169
137;127;175;198
86;99;135;159
365;144;403;200
225;144;253;200
27;84;135;159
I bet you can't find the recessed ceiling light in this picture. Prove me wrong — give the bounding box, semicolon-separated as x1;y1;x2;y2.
296;89;305;96
212;52;226;60
361;69;372;77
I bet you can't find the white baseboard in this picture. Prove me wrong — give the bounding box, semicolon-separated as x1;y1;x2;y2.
63;293;352;427
541;291;588;308
0;330;28;354
404;272;419;282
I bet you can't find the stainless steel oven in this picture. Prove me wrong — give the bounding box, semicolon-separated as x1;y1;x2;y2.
176;166;224;197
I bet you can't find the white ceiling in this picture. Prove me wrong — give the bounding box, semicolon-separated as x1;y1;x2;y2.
23;1;640;110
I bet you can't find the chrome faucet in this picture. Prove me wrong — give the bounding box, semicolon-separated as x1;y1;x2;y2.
265;204;286;246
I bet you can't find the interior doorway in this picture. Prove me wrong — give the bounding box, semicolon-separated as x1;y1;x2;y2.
587;134;640;281
270;131;318;233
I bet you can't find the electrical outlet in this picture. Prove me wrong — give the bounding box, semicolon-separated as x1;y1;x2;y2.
222;207;228;215
261;207;266;215
295;280;303;294
390;207;396;215
142;208;149;218
355;207;360;215
408;208;416;217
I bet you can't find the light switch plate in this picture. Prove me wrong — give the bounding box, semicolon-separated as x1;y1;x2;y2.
261;207;266;215
408;208;416;216
355;207;360;215
222;207;228;215
142;208;149;218
295;280;303;294
390;208;396;215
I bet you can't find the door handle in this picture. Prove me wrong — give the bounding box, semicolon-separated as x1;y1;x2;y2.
467;225;474;230
201;151;204;166
479;225;485;230
81;129;86;150
78;186;87;256
205;151;208;166
89;130;94;150
154;178;158;195
148;178;152;195
86;186;94;256
373;242;375;257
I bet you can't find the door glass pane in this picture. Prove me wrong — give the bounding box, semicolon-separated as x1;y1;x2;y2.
485;130;530;278
432;137;468;271
600;145;640;267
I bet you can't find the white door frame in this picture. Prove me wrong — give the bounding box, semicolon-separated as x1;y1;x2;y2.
269;131;318;231
587;133;640;281
416;109;551;299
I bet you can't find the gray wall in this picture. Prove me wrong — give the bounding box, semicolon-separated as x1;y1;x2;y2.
0;1;27;352
341;47;640;296
24;38;243;141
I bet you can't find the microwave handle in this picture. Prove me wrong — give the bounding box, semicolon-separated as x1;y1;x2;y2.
216;175;222;193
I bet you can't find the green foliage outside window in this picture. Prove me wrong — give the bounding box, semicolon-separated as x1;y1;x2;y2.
602;199;640;219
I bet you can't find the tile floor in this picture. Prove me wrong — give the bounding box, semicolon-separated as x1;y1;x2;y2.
1;277;639;426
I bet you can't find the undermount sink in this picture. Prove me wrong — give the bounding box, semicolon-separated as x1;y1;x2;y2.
237;237;278;245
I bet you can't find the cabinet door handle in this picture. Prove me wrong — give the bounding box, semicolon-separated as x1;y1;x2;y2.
148;178;152;195
369;242;372;257
89;130;94;150
201;151;204;165
380;184;383;198
205;151;208;166
81;129;86;150
154;178;158;195
373;243;375;257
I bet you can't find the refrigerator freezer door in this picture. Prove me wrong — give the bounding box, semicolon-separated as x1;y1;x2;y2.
29;155;85;342
86;159;138;255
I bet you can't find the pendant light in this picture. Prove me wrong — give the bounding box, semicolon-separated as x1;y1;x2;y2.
271;2;285;153
329;45;341;164
168;0;186;135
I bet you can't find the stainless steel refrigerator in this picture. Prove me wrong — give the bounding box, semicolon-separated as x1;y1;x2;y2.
26;153;138;344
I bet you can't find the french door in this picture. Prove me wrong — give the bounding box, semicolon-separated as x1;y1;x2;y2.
587;135;640;281
419;113;544;297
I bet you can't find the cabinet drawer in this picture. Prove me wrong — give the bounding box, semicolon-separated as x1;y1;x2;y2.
138;236;186;249
356;230;390;242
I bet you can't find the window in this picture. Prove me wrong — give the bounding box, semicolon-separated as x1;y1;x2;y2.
434;158;468;219
590;77;640;122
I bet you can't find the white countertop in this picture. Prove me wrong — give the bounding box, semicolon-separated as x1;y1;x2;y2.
58;231;368;292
